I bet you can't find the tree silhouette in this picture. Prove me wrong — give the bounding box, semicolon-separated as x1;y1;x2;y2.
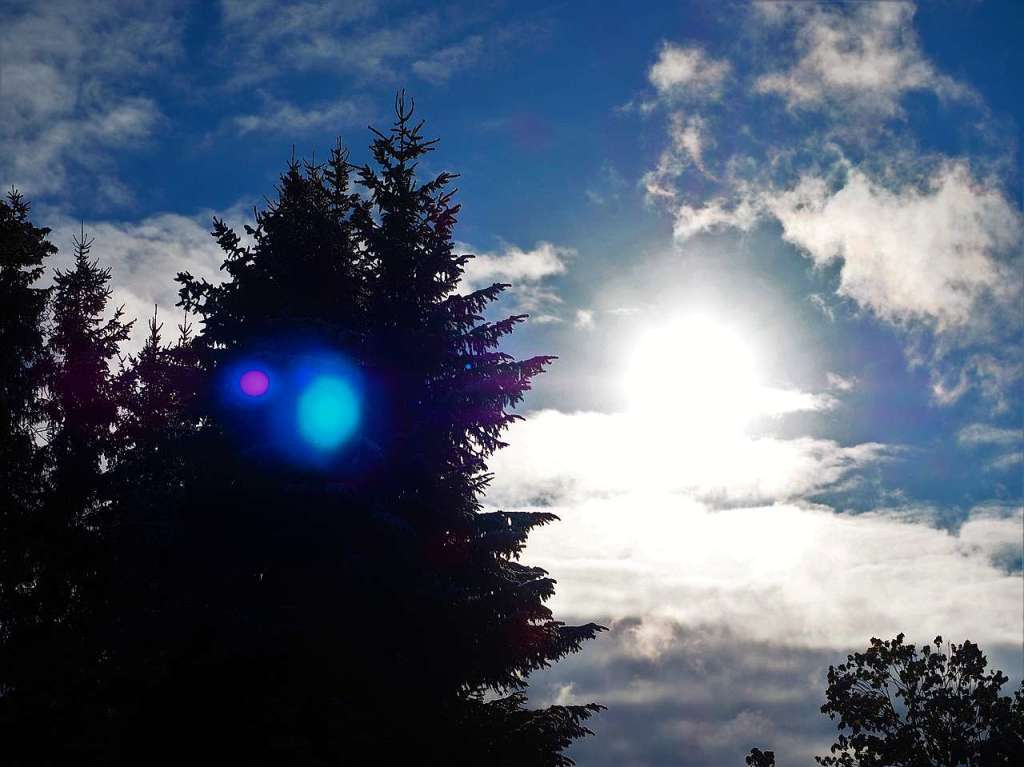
747;747;776;766
0;98;602;765
745;634;1024;766
138;93;603;764
816;634;1023;766
1;224;132;757
0;189;55;723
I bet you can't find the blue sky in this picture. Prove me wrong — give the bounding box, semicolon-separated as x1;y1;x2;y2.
2;1;1022;763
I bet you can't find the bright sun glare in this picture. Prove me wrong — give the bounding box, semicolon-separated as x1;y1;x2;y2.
625;315;760;442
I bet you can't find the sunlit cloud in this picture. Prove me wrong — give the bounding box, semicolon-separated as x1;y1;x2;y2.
519;496;1023;649
43;209;239;351
488;414;879;509
752;1;974;117
458;240;574;318
764;162;1022;330
648;43;731;101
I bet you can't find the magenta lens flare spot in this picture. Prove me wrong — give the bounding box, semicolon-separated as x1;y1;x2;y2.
239;369;270;397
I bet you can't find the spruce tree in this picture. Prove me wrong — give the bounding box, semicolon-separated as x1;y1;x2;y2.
1;228;132;760
100;308;199;726
0;189;55;720
41;228;131;613
158;94;604;765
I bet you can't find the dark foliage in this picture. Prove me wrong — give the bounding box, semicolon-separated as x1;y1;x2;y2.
0;96;603;765
745;634;1024;766
0;188;54;681
747;747;776;766
1;222;132;758
816;634;1023;766
174;93;604;765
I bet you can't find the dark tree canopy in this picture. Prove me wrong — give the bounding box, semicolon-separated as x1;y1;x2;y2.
1;222;132;759
0;188;54;681
747;747;776;767
816;634;1023;766
745;634;1024;766
170;95;603;765
0;96;603;766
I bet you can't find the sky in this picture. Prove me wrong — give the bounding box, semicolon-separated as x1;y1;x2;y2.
2;0;1022;763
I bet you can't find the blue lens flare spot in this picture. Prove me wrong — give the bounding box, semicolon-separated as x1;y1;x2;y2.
297;375;360;450
239;369;270;397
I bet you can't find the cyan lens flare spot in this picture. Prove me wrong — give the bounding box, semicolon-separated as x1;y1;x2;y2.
297;375;360;450
239;369;271;397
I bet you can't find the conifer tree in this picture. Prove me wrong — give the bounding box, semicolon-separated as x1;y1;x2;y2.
158;94;604;765
1;228;132;759
41;227;131;592
100;309;199;715
0;189;55;713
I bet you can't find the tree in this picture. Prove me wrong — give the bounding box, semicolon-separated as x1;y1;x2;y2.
816;634;1023;766
131;93;604;765
39;227;132;623
744;634;1024;766
99;308;200;730
0;188;54;699
0;227;132;760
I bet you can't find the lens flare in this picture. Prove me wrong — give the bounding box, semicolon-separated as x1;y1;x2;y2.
239;369;270;397
297;375;360;450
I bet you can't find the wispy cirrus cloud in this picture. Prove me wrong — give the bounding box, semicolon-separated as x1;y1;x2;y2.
958;423;1022;447
0;0;180;202
412;35;485;85
459;240;574;320
232;96;367;136
217;0;534;89
957;423;1024;473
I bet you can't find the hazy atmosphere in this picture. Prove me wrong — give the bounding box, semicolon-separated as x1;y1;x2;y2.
1;1;1022;764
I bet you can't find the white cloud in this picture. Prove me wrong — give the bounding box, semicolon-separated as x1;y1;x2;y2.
670;113;710;174
233;97;365;135
958;423;1022;447
672;196;761;241
521;496;1023;650
642;113;714;202
460;241;571;291
753;2;973;117
487;409;882;508
412;35;484;85
764;162;1022;330
956;506;1024;569
219;0;386;81
459;241;574;318
957;423;1023;472
218;1;498;87
45;210;232;351
575;309;595;330
648;43;730;100
931;354;1024;413
0;0;179;200
826;372;856;392
989;451;1023;471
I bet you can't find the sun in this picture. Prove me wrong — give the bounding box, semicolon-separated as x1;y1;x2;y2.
624;315;760;441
